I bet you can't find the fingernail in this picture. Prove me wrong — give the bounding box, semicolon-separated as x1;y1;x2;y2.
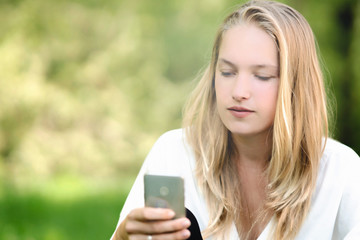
182;230;190;238
168;210;175;218
182;219;191;227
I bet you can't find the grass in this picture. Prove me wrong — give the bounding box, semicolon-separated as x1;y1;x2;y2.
0;174;136;240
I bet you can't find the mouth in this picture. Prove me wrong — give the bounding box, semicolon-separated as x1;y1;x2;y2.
227;106;254;112
227;106;254;118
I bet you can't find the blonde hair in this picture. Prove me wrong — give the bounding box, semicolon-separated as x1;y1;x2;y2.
182;0;329;239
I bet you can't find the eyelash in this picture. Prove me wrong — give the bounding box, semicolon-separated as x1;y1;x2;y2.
220;71;273;81
220;71;235;77
255;75;272;81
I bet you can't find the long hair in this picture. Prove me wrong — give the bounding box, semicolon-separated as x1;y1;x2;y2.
182;1;329;239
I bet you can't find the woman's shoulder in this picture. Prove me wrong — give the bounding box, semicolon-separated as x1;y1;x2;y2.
156;128;185;142
145;128;195;175
320;138;360;178
299;139;360;240
322;138;359;163
150;128;188;152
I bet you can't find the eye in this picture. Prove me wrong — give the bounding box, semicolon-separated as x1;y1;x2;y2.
220;71;235;77
255;75;273;81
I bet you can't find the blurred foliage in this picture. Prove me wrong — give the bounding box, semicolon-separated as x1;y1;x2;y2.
0;0;359;239
0;175;133;239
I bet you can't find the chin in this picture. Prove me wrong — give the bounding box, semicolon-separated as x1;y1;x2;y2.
228;127;272;138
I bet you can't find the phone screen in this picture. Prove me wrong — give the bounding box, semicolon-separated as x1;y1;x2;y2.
144;174;185;218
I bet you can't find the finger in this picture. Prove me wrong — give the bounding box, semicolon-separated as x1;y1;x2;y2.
126;217;191;235
128;207;175;221
130;229;191;240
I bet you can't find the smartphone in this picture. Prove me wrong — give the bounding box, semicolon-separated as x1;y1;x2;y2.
144;174;185;218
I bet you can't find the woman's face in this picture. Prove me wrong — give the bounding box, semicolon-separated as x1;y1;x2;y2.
215;24;279;138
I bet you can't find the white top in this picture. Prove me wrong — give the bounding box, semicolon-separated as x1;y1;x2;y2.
112;129;360;240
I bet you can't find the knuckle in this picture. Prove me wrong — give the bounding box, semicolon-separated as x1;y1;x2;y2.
127;209;138;219
143;209;152;220
149;222;162;233
124;221;136;233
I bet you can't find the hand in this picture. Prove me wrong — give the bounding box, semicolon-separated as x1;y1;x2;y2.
114;207;191;240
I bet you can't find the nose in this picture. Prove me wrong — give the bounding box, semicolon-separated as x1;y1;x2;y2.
232;73;251;101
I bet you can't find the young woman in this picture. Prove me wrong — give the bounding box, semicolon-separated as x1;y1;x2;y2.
112;1;360;239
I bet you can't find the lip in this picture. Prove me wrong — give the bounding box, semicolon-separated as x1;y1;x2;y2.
227;106;254;118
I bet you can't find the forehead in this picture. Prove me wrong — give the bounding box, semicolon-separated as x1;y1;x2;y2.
218;24;278;67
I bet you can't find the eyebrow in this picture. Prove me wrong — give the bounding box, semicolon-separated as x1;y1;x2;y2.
218;58;278;71
218;58;237;69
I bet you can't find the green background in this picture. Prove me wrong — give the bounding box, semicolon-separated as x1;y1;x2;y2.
0;0;359;239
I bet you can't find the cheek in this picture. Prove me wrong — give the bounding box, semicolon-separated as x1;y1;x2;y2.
258;84;279;114
267;87;279;115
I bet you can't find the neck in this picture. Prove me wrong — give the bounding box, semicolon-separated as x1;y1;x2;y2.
231;131;272;170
